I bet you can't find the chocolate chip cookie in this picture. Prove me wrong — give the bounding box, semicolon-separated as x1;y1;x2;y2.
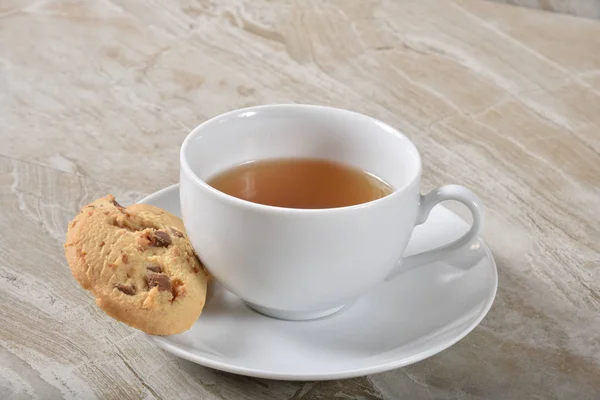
64;195;208;335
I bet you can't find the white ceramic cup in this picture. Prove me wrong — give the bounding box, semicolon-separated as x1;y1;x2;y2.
180;105;484;320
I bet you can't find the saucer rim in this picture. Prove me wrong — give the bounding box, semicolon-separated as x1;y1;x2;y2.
141;184;498;381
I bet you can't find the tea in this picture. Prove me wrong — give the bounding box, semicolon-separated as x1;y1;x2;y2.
207;158;393;209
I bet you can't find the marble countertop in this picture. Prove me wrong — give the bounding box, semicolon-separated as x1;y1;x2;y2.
492;0;600;19
1;0;599;399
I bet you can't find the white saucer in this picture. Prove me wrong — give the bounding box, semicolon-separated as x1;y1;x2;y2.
140;185;497;381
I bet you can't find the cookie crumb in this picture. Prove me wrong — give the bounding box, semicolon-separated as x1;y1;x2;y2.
171;278;185;301
77;249;87;261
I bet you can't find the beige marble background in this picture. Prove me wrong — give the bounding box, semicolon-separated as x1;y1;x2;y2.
493;0;600;19
1;0;599;399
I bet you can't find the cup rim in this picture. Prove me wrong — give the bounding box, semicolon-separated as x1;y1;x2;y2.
180;104;422;214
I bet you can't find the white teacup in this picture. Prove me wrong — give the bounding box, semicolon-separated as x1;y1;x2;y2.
180;105;484;320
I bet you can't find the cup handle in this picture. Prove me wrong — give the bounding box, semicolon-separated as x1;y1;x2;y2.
387;185;485;279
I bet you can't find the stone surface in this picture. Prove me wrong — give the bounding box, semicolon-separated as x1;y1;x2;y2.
492;0;600;19
1;0;599;399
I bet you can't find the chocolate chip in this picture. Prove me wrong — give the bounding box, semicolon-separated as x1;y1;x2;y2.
111;198;123;208
122;254;129;263
151;230;171;247
115;284;136;295
146;263;162;273
146;273;171;292
170;227;184;238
